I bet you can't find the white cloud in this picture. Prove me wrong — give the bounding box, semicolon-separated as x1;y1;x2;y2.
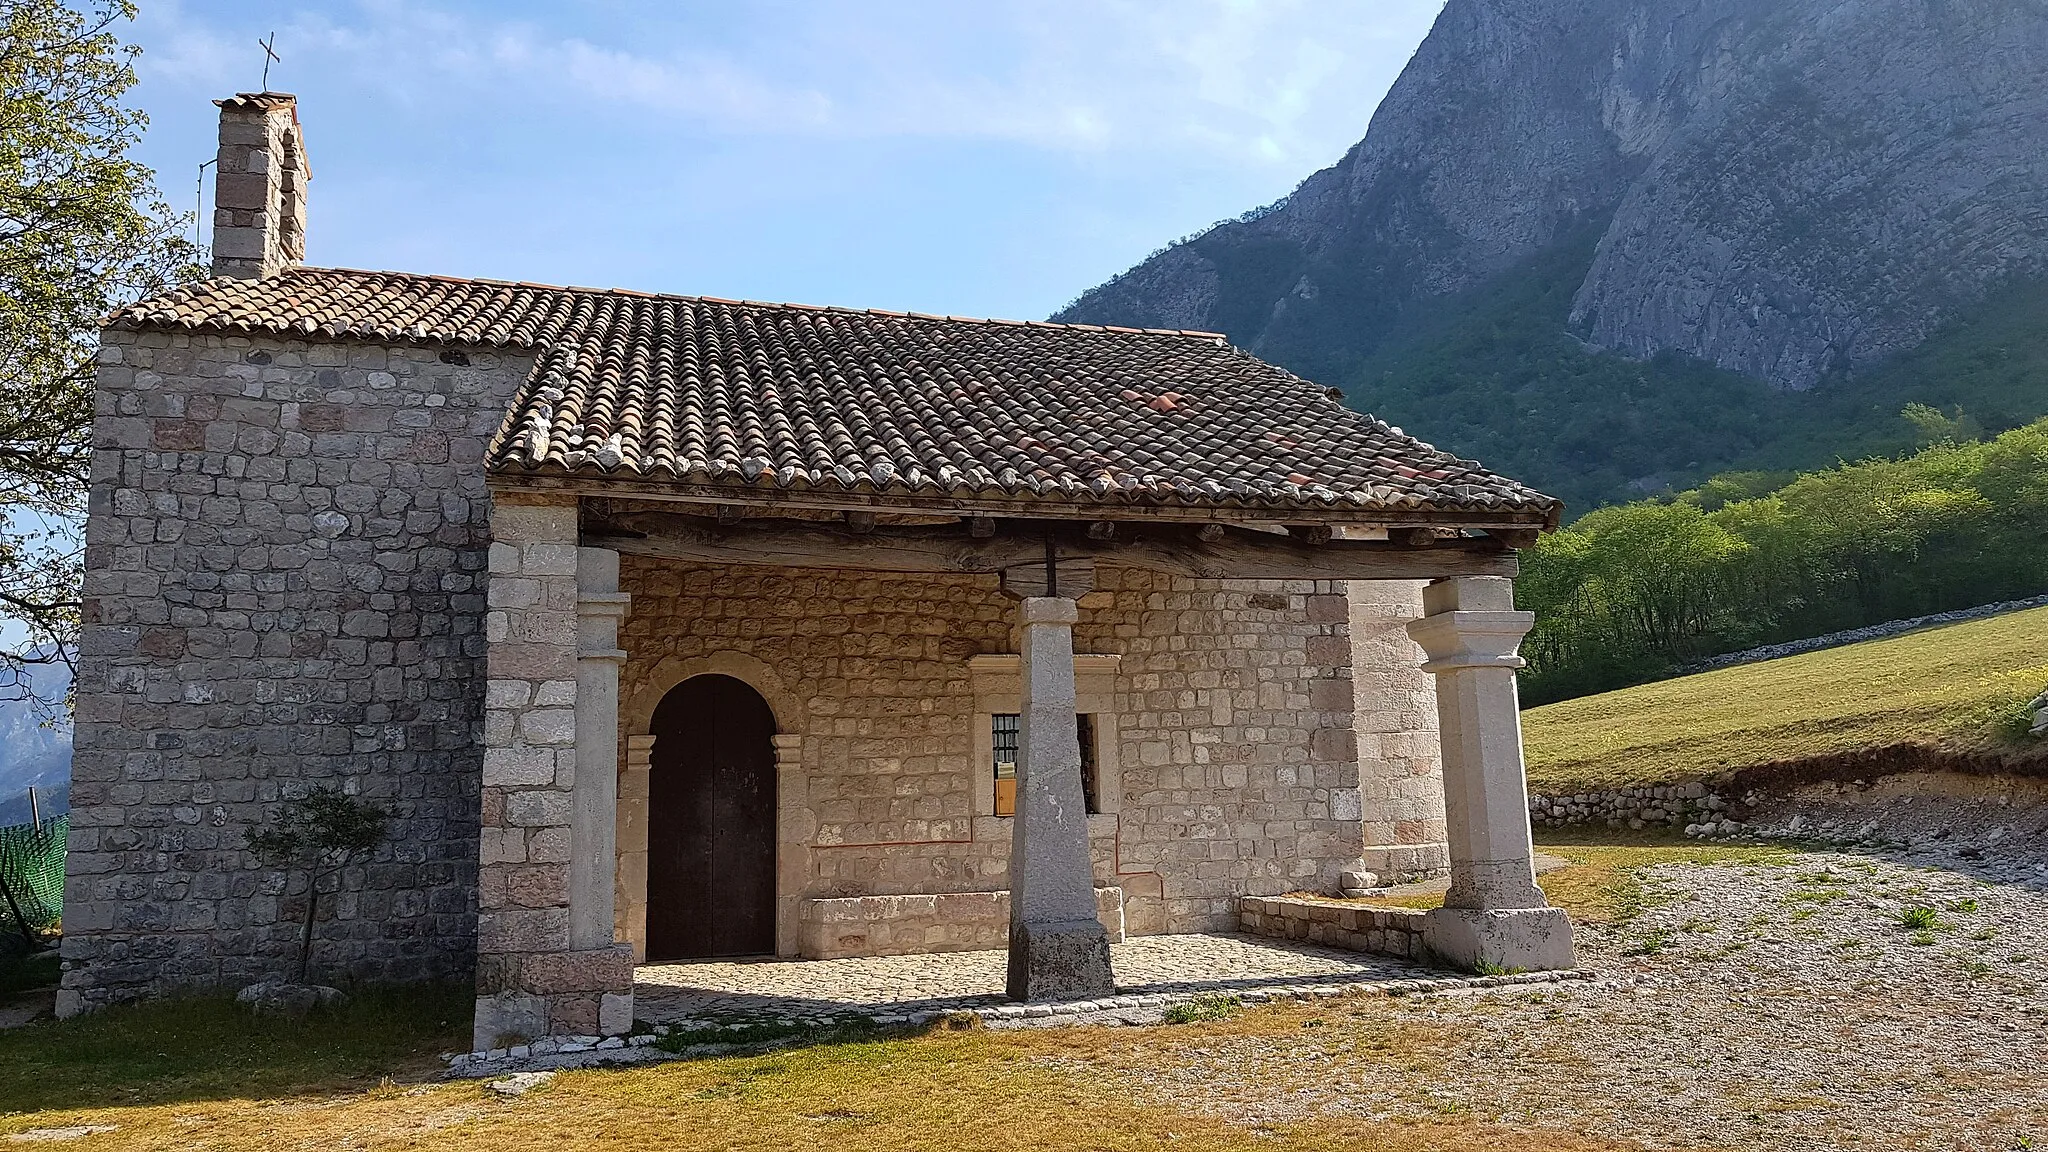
136;0;1444;169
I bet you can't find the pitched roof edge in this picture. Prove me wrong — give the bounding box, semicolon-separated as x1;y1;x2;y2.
107;266;1232;344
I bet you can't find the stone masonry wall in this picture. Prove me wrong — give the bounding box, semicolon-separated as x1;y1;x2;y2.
1237;894;1424;960
1348;581;1447;884
62;330;527;1011
617;561;1370;941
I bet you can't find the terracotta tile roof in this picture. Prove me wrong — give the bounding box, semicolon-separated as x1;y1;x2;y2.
110;267;1560;520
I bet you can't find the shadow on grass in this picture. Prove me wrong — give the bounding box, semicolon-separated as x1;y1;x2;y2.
0;981;471;1115
0;950;60;1002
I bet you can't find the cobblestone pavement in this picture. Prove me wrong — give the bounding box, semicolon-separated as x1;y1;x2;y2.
1085;843;2048;1152
634;933;1439;1023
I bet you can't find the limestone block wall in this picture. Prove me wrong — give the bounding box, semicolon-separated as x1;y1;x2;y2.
1237;895;1424;960
1348;581;1449;883
62;330;526;1011
616;560;1370;944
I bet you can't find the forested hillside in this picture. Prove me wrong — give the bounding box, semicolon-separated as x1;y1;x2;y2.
1518;419;2048;703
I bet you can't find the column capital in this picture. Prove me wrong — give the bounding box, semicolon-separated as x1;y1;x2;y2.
1406;610;1533;673
576;592;631;618
1019;596;1079;626
771;733;803;770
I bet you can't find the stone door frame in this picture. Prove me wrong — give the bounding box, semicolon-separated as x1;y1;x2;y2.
618;652;810;961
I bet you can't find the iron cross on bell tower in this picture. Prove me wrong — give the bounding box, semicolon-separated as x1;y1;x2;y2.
257;32;281;91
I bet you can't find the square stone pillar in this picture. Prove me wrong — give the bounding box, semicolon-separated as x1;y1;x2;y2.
473;495;633;1051
1003;591;1116;1001
1405;576;1574;972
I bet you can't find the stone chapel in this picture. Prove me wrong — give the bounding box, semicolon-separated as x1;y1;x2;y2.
61;93;1574;1048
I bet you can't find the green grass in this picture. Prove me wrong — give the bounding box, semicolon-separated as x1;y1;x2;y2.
1897;906;1942;932
1161;994;1242;1024
0;1004;1636;1152
0;983;471;1113
1521;605;2048;790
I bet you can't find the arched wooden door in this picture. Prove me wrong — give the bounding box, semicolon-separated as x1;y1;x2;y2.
646;674;777;961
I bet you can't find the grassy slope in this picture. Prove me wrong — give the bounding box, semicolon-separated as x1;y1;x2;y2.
1521;605;2048;791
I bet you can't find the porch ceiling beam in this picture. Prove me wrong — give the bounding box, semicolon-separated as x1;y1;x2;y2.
583;512;1519;581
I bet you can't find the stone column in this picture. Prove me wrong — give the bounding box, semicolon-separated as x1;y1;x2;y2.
772;733;811;958
1004;593;1117;1001
615;735;654;962
572;548;629;951
1404;576;1575;971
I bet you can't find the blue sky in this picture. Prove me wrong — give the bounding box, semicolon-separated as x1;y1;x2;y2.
126;0;1446;321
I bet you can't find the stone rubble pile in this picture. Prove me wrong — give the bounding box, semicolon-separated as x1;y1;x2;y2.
2029;685;2048;737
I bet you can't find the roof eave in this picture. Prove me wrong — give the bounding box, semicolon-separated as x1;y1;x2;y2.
485;467;1561;531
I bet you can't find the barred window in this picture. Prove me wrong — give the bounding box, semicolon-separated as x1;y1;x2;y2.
992;713;1100;816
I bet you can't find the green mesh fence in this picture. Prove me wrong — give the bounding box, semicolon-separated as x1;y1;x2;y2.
0;815;66;947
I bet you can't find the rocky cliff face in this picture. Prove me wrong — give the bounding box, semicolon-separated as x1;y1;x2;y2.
1059;0;2048;392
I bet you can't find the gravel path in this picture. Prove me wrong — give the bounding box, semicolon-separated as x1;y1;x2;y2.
1097;845;2048;1151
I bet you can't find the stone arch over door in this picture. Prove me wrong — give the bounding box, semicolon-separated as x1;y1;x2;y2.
645;674;778;960
617;652;810;961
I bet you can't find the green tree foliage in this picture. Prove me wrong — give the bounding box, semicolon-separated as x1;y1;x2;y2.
245;789;390;984
0;0;197;706
1520;418;2048;703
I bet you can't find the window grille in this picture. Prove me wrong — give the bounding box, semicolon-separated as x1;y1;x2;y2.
992;713;1100;816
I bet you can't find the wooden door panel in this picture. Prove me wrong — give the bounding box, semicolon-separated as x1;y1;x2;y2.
646;675;776;961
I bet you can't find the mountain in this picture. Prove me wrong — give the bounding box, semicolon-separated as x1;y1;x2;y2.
1057;0;2048;512
0;662;71;825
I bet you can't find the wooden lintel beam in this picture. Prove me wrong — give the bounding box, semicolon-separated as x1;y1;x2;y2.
584;512;1519;582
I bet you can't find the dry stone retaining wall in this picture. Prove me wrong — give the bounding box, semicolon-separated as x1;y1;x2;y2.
1527;783;1747;836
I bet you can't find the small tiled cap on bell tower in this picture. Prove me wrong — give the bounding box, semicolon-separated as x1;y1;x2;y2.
210;92;309;280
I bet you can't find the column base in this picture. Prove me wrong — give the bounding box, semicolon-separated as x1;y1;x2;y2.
1421;906;1576;973
1006;918;1116;1001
